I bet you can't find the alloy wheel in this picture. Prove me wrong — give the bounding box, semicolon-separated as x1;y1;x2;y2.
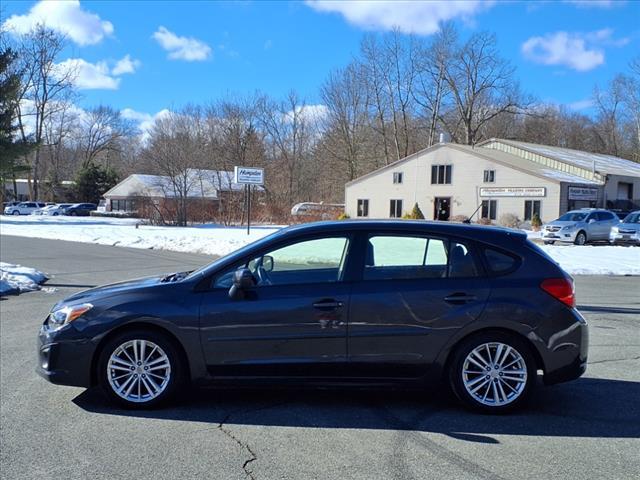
107;339;171;403
461;342;528;407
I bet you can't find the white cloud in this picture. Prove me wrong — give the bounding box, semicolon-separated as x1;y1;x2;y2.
57;58;120;90
112;55;141;75
567;99;595;111
152;26;212;61
2;0;113;46
305;0;494;35
522;31;605;71
121;108;172;140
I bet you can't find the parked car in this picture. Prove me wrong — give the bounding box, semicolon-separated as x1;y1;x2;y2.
37;220;588;413
610;210;640;246
63;203;97;216
3;201;46;215
33;204;59;215
41;203;73;216
542;208;620;245
2;201;21;210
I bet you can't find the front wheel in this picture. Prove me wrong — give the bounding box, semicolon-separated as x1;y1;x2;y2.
449;332;536;413
574;231;587;245
98;330;184;408
12;210;20;215
543;240;555;245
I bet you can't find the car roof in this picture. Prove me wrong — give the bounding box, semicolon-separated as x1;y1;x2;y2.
277;220;527;243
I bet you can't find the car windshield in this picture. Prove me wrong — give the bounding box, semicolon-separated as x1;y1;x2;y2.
184;228;286;280
557;212;588;222
622;212;640;224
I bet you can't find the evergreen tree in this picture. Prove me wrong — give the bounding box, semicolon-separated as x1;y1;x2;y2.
0;47;33;199
75;163;119;204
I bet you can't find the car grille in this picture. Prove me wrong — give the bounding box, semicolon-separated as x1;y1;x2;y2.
546;226;561;232
618;229;636;234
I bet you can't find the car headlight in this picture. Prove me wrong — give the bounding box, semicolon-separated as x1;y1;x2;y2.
611;227;619;234
48;303;93;329
561;225;574;231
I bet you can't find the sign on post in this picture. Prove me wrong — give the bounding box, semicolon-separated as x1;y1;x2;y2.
234;166;264;235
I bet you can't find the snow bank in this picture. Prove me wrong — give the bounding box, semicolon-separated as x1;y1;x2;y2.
539;245;640;276
0;215;279;257
0;262;48;295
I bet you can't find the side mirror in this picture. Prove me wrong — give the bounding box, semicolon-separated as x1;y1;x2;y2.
228;268;256;300
262;255;274;272
588;218;596;224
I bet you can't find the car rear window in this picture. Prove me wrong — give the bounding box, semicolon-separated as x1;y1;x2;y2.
483;247;520;275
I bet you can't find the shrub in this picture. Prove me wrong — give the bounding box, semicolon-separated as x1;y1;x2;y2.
403;202;425;220
451;214;469;223
477;217;493;226
337;212;350;220
531;213;542;231
498;213;521;228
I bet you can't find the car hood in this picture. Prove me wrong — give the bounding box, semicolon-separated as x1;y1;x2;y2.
545;221;581;228
617;223;640;231
61;274;166;305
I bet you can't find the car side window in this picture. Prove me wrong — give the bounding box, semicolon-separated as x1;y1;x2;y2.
363;235;477;280
483;248;519;276
213;236;350;288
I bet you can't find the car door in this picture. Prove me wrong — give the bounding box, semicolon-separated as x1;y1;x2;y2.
198;234;354;377
346;231;490;378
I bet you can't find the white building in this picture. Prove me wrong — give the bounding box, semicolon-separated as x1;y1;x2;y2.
344;139;640;223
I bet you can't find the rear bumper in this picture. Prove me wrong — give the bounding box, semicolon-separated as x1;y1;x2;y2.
542;310;589;385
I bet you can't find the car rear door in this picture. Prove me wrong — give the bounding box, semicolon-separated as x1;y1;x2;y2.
198;234;354;377
346;230;490;378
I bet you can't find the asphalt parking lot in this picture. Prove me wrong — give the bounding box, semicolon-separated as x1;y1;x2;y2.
1;235;639;480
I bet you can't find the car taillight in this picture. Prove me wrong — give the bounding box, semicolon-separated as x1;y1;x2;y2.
540;278;575;308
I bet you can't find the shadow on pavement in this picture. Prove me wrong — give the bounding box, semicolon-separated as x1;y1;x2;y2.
578;305;640;315
73;376;640;442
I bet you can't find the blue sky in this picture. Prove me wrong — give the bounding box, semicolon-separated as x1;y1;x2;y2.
2;0;639;127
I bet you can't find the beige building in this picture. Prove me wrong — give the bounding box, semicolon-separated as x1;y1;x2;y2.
344;139;640;224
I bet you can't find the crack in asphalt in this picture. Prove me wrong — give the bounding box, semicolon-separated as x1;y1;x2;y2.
588;356;640;365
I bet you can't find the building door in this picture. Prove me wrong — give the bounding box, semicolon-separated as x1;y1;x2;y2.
434;197;451;221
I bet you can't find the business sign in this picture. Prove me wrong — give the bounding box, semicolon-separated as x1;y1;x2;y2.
479;187;546;197
568;186;598;201
234;166;264;185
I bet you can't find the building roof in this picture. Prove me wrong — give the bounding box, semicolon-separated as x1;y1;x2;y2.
479;138;640;178
345;142;603;188
103;169;255;199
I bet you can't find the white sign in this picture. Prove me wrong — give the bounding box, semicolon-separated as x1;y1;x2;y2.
479;187;546;197
568;186;598;201
234;166;264;185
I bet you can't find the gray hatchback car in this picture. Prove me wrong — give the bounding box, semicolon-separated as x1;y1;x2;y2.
610;210;640;245
542;209;620;245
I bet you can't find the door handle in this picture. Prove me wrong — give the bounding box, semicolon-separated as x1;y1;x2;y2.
444;293;477;304
313;300;344;309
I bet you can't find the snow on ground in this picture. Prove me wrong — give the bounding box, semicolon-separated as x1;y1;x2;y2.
0;262;48;295
0;215;279;257
1;215;638;276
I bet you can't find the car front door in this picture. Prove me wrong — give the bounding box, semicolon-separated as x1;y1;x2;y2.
198;235;353;377
347;231;490;378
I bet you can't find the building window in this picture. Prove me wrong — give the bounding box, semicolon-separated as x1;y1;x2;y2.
483;170;495;183
393;172;403;184
112;199;136;212
481;200;497;220
524;200;541;221
389;199;403;218
431;165;452;185
357;199;369;217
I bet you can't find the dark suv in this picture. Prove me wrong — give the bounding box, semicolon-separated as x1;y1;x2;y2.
37;221;588;413
63;203;97;216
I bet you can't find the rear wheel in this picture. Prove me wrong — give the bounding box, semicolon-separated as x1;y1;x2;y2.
543;240;555;245
98;330;184;409
449;332;536;413
574;231;587;245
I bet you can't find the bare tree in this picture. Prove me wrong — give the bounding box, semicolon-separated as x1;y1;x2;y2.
443;32;529;145
16;25;76;199
77;105;134;168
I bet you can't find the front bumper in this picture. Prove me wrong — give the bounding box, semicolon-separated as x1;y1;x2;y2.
36;321;95;388
542;228;578;242
609;232;640;245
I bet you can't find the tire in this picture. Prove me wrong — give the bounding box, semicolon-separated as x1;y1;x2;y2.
69;211;77;216
448;331;536;414
12;210;19;215
574;231;587;246
53;212;59;216
97;329;185;409
543;240;555;245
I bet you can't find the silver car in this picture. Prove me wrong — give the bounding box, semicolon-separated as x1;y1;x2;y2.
610;210;640;246
542;209;620;245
